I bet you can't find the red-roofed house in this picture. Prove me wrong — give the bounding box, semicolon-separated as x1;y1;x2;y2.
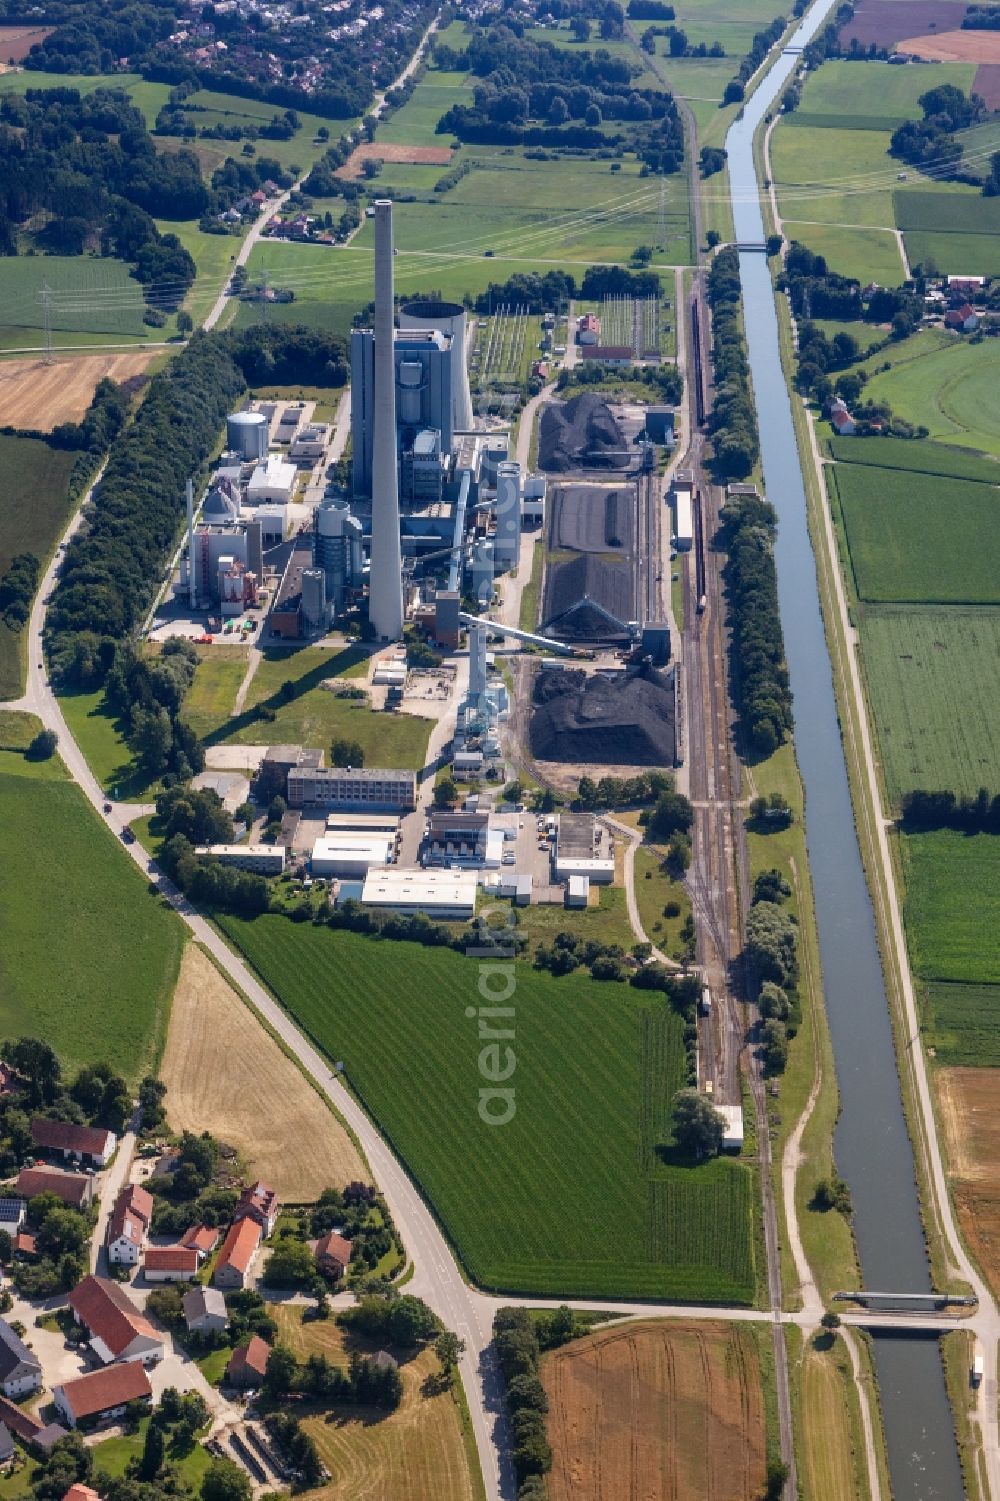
67;1276;164;1367
63;1486;103;1501
944;303;979;332
225;1334;271;1389
312;1231;352;1282
31;1118;116;1168
15;1167;93;1209
180;1225;220;1261
234;1181;280;1236
143;1246;199;1282
213;1218;262;1290
53;1363;152;1428
107;1185;154;1267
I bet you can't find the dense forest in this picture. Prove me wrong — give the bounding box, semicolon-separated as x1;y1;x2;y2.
0;87;199;302
706;246;759;478
721;491;793;757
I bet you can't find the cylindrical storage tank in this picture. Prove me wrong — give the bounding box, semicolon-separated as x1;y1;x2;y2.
227;410;268;461
302;568;327;627
398;299;473;432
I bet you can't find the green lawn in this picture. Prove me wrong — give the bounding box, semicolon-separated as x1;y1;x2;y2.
0;756;182;1080
92;1415;213;1488
901;830;1000;987
218;643;433;769
181;646;249;739
57;687;151;798
861;332;1000;457
832;463;1000;604
780;221;903;284
0;433;78;699
859;606;1000;803
633;845;693;962
218;917;758;1302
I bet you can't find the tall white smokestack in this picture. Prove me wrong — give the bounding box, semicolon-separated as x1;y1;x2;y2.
368;200;403;640
186;477;197;610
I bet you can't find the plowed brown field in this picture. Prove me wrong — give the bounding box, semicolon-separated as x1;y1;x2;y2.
0;352;159;430
160;944;368;1200
937;1066;1000;1299
0;25;53;63
543;1320;767;1501
339;141;453;178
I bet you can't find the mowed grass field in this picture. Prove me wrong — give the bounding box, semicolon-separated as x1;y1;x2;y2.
0;433;77;699
218;644;433;769
270;1304;477;1501
859;606;1000;801
831;463;1000;603
901;830;1000;987
542;1320;767;1501
798;1340;868;1501
179;646;249;739
790;58;976;127
217;917;758;1302
0;255;147;340
861;332;1000;456
160;944;368;1197
0;752;182;1079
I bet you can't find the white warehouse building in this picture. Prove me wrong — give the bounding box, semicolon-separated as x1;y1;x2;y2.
361;867;478;919
248;454;297;506
311;833;393;877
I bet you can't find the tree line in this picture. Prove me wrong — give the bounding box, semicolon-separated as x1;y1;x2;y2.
721;490;793;757
707;246;759;478
901;787;1000;834
721;13;787;106
0;87;199;302
493;1304;597;1498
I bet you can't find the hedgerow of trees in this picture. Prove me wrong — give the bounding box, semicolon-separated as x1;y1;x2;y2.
707;246;759;478
720;489;793;756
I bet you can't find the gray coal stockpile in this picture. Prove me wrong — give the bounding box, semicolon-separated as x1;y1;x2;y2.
549;484;634;553
539;393;629;473
530;664;677;766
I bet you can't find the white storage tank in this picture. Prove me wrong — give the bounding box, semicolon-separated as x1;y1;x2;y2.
227;410;268;461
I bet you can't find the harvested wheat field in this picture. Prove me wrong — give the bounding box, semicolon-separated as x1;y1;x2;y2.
0;352;158;430
898;29;1000;63
339;141;453;178
544;1320;767;1501
271;1304;476;1501
160;944;368;1199
937;1066;1000;1298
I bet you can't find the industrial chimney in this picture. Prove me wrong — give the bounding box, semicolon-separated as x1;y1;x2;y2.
186;477;197;610
368;200;404;640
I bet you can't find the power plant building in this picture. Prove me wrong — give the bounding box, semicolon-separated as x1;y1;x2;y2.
351;325;454;499
226;410;268;461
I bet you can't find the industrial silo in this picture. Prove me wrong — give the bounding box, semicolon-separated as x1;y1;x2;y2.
301;568;327;629
398;299;473;432
227;410;268;461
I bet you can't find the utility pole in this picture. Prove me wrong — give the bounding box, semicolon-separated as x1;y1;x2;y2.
41;283;53;365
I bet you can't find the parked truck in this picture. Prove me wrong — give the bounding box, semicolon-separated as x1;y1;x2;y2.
972;1346;984;1387
700;986;712;1016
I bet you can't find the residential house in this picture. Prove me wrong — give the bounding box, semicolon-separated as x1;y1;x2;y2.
0;1321;42;1398
107;1184;154;1266
30;1118;116;1168
213;1218;262;1290
62;1487;102;1501
312;1231;352;1282
53;1363;152;1429
67;1275;164;1367
0;1422;12;1466
828;397;856;436
180;1225;220;1262
13;1232;36;1260
225;1334;271;1389
15;1167;93;1210
944;303;979;332
235;1181;280;1236
0;1200;25;1233
144;1246;199;1283
182;1287;228;1335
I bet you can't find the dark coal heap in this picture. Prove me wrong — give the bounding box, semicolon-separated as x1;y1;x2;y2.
539;393;628;473
530;664;677;766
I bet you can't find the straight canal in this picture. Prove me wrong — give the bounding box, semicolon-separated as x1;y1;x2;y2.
725;8;966;1495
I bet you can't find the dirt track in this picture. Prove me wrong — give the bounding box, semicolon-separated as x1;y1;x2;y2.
543;1320;766;1501
160;943;369;1199
0;352;159;430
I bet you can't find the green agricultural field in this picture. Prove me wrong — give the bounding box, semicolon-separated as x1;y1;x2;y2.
216;643;433;768
791;59;976;128
922;982;1000;1068
861;332;1000;457
218;916;758;1302
859;606;1000;802
378;72;472;145
901;230;1000;280
772;123;899;229
0;256;147;339
893;190;1000;237
781;220;903;284
0;434;77;700
828;435;1000;485
832;463;1000;604
153;218;240;326
0;756;182;1079
902;830;1000;987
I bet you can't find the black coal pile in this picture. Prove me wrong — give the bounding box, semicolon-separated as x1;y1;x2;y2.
530;664;677;766
539;392;628;473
